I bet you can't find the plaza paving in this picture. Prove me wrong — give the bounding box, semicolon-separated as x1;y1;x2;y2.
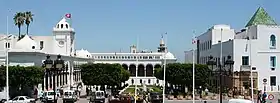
46;99;228;103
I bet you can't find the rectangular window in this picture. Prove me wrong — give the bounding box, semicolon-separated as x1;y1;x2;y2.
270;76;276;86
40;41;44;50
210;40;212;49
242;56;249;65
270;56;276;69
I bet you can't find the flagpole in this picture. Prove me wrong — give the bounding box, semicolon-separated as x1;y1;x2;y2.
6;9;10;101
163;32;167;103
248;28;254;102
192;31;196;103
134;35;139;103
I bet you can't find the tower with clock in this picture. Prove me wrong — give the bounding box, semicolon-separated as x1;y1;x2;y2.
52;18;75;56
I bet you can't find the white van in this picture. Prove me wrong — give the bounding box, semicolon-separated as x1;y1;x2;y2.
41;90;58;103
63;90;78;103
228;99;254;103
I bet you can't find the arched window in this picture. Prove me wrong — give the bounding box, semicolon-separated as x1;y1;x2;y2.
65;24;69;29
61;24;64;28
270;35;276;49
131;79;134;84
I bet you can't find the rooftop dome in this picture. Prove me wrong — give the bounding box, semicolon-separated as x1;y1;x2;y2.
165;52;175;59
15;35;38;51
76;49;92;58
53;18;74;31
160;52;176;60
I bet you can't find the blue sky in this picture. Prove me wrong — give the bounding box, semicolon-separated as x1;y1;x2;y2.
0;0;279;62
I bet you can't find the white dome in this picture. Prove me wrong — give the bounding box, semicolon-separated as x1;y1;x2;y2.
76;49;92;58
163;52;176;59
15;35;38;51
53;18;73;31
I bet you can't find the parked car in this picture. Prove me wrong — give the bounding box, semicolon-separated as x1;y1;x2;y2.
228;99;253;103
6;96;35;103
89;91;105;103
148;92;163;103
62;90;78;103
41;90;58;103
38;91;45;100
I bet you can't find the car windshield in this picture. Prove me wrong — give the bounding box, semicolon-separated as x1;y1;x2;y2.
13;97;18;100
96;92;104;96
48;92;55;95
64;92;73;96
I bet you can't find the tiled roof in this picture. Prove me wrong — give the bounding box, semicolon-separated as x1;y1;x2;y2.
245;7;277;27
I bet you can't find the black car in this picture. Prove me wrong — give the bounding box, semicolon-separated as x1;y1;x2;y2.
148;92;163;103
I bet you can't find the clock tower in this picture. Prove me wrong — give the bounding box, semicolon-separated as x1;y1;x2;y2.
52;17;75;56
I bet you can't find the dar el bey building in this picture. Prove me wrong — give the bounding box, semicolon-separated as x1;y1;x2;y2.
185;7;280;93
0;15;177;92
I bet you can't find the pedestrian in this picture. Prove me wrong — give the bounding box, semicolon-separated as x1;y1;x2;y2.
86;87;89;96
131;95;135;103
257;90;262;103
205;88;209;96
262;92;267;103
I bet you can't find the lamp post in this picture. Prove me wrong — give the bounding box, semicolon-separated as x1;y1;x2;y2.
225;55;235;97
207;56;217;91
44;55;65;103
207;55;234;103
6;9;11;101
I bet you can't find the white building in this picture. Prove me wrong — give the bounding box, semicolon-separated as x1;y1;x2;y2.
91;37;177;86
0;15;177;94
0;17;93;91
185;7;280;92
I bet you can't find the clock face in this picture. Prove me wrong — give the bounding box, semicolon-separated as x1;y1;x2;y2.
59;41;65;45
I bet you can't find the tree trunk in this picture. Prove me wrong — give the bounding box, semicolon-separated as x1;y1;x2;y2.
26;24;29;35
18;26;21;40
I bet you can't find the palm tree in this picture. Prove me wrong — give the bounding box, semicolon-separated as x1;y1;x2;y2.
13;12;25;40
24;11;34;35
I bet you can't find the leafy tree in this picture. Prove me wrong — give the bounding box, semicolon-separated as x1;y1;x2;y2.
0;66;44;97
120;67;130;83
154;63;211;88
0;66;5;88
81;63;130;87
24;11;34;35
13;12;25;39
8;66;44;88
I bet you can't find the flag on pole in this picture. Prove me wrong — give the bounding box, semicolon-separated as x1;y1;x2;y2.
65;13;71;18
192;37;197;44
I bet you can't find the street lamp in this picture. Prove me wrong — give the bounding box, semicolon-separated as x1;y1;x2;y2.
225;55;235;97
43;55;65;103
207;55;234;103
207;55;217;90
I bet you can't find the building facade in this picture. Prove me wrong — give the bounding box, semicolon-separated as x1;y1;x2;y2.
0;15;177;94
185;7;280;92
91;37;177;86
0;17;93;92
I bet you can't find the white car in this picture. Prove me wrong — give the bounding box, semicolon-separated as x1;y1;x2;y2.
62;90;78;103
41;90;58;103
228;99;254;103
6;96;35;103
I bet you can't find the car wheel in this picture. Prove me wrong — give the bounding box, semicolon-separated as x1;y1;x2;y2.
0;99;6;103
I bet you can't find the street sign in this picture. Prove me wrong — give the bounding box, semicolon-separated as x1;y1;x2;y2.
263;79;267;83
268;94;274;100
